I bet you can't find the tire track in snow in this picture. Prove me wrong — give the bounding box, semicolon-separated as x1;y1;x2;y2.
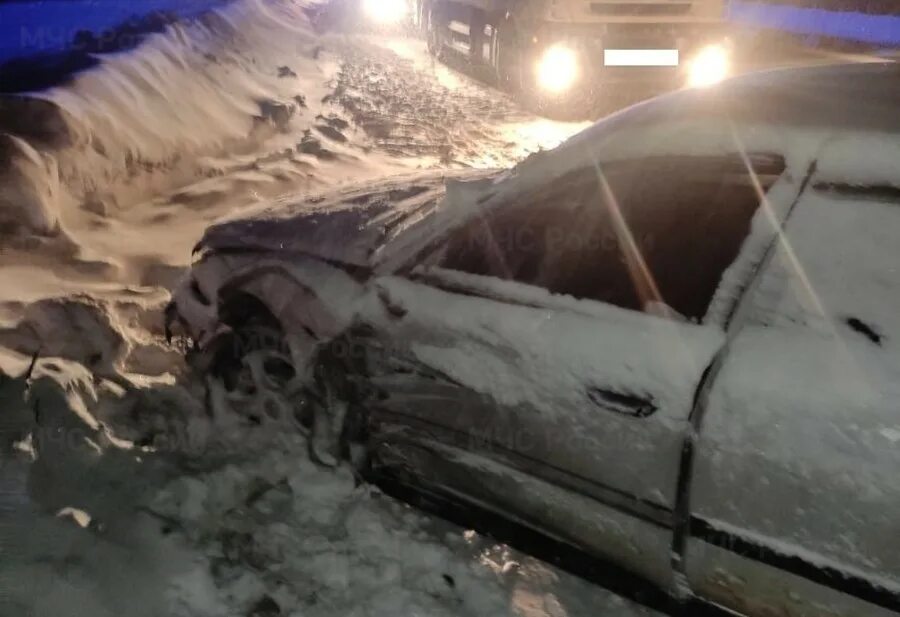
329;36;587;168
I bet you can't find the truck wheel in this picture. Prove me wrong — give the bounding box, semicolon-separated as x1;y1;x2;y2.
414;0;429;33
426;3;447;58
494;18;525;92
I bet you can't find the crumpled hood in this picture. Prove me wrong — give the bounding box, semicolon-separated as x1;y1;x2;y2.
167;169;503;348
192;169;493;268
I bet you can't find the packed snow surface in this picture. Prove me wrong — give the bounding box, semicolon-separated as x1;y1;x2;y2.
2;396;656;616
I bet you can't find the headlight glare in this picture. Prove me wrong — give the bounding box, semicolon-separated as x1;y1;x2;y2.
536;45;579;93
687;44;730;88
363;0;409;24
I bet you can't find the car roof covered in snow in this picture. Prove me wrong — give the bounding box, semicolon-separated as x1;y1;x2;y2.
508;62;900;203
715;62;900;132
576;62;900;137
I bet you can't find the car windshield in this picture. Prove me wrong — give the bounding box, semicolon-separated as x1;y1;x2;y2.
1;1;898;617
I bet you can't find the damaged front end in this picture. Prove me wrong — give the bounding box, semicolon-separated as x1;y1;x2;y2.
165;251;373;467
163;169;480;467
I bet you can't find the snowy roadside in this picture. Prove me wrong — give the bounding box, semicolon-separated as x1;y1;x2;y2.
1;376;656;616
0;1;644;615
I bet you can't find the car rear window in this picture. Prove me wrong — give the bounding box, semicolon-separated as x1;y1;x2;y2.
436;153;785;321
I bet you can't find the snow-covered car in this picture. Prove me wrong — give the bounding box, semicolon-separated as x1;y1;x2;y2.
167;63;900;617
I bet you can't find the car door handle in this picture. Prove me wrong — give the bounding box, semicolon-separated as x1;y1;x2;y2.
587;386;657;419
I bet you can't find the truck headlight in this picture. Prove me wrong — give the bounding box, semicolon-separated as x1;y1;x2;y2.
536;45;579;93
687;44;730;88
363;0;409;24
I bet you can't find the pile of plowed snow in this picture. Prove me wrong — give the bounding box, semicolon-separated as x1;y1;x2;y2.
0;0;403;376
1;0;326;241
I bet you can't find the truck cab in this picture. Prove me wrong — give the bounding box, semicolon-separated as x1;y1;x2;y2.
419;0;731;111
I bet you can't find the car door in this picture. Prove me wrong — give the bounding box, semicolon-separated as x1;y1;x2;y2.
356;151;788;589
687;165;900;616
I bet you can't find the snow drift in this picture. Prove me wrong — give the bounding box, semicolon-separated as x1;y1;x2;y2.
0;0;325;241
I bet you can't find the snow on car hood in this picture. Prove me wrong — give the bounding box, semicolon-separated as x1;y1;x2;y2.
192;169;498;269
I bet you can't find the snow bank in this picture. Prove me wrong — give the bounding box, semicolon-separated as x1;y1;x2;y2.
0;0;324;240
0;133;61;235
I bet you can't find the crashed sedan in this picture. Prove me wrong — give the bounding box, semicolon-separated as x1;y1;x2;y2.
167;63;900;617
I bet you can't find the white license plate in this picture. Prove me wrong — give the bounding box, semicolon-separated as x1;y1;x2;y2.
603;49;680;67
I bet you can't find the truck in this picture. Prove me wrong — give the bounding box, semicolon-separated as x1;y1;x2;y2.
411;0;732;110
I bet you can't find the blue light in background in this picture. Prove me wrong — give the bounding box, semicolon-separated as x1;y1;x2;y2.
729;1;900;46
0;0;227;64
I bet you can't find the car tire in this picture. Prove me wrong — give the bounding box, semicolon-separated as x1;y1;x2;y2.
200;297;307;427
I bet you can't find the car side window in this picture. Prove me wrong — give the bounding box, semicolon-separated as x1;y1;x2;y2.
436;154;785;322
746;184;900;349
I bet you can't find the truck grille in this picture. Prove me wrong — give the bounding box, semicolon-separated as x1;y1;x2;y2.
590;1;693;16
